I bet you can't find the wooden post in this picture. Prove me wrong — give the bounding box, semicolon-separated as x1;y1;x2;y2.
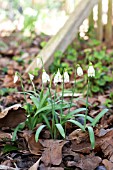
97;0;103;41
65;0;75;14
25;0;99;73
105;0;112;44
89;10;94;29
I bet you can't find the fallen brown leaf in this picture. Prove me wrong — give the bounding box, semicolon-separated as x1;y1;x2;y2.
66;153;101;170
23;131;43;155
0;105;26;128
69;129;88;143
28;157;41;170
40;139;67;166
0;104;21;119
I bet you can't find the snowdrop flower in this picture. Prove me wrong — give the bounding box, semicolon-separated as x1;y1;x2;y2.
29;73;34;81
76;64;83;76
64;71;69;83
54;69;62;85
14;73;18;83
88;63;95;77
42;69;50;84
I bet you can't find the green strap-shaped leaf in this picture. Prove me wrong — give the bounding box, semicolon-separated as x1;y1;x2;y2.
65;108;86;119
39;89;49;109
30;95;39;109
34;103;73;116
56;123;65;138
42;114;51;129
87;126;95;149
68;120;85;131
35;125;46;142
75;114;94;123
12;122;25;141
91;108;108;127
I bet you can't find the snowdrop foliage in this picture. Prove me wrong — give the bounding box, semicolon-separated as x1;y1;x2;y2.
42;69;50;84
77;65;83;76
54;69;62;85
88;63;95;77
64;71;69;83
29;73;34;81
14;73;18;83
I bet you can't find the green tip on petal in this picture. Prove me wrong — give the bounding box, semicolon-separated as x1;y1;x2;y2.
15;71;18;76
42;69;45;72
76;64;80;68
64;68;67;72
57;69;60;73
89;62;93;66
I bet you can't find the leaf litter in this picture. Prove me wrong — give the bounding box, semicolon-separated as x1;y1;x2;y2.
0;32;113;170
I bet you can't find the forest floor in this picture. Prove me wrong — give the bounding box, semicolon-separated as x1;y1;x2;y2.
0;31;113;170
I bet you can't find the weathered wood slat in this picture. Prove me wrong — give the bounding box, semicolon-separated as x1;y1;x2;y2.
105;0;112;44
25;0;99;73
97;0;103;41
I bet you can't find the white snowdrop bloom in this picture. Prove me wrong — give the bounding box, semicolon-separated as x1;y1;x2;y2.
14;73;18;83
29;73;34;81
64;71;69;83
88;63;95;77
54;69;62;85
42;69;50;84
77;65;83;76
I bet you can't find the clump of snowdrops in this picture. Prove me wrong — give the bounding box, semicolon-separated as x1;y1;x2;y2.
13;61;108;149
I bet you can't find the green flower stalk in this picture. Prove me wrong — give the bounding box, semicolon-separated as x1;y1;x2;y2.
84;78;90;128
84;63;95;128
14;72;27;104
28;73;37;95
68;64;83;113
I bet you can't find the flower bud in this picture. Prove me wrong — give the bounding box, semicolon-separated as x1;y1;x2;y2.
54;69;62;85
42;69;50;84
14;73;18;83
77;65;83;76
88;63;95;77
29;73;34;81
64;71;69;83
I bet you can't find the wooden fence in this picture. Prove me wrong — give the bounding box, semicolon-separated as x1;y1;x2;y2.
65;0;113;45
89;0;112;44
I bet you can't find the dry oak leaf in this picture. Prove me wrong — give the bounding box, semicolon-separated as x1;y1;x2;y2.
101;138;113;159
23;131;43;155
69;129;91;154
70;129;113;155
0;104;26;128
0;104;21;119
66;153;101;170
96;129;113;160
69;129;88;143
40;139;68;166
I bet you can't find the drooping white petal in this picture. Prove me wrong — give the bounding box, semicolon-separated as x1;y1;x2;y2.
88;65;95;77
29;73;34;81
42;70;50;84
14;74;18;83
64;71;69;83
54;69;62;85
77;66;83;76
